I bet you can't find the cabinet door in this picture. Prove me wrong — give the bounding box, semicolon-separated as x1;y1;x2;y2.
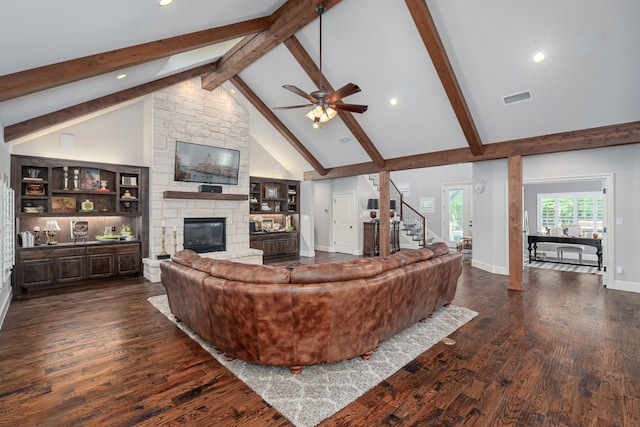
285;234;298;254
20;258;54;287
87;253;115;279
56;256;86;283
116;250;140;275
262;239;277;256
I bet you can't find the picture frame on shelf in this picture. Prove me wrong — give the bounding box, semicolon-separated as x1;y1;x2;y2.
52;196;76;212
80;168;101;190
262;219;273;231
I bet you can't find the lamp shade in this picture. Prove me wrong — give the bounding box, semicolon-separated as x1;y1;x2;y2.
366;199;379;210
390;200;397;210
44;220;61;231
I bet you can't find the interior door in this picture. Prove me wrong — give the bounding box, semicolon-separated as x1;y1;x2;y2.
333;191;356;254
443;183;472;247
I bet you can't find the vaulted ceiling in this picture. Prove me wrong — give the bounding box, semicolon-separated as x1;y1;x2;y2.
1;0;639;180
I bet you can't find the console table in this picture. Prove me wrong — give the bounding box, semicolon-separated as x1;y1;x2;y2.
363;221;400;256
527;235;602;271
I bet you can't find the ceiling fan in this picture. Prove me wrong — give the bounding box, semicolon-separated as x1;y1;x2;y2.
273;3;368;124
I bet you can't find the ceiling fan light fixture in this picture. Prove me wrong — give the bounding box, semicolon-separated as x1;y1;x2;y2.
306;105;337;123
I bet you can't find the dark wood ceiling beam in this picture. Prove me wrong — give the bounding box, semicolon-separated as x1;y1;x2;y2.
405;0;484;156
4;63;218;143
0;18;270;103
201;0;343;92
304;121;640;180
229;75;327;176
283;36;385;168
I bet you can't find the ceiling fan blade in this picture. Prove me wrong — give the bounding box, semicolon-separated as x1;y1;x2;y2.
282;85;318;103
323;83;361;104
273;104;314;110
331;103;368;114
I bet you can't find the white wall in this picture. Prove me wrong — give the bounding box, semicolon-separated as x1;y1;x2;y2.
0;121;11;328
10;101;148;166
249;137;297;180
472;159;509;275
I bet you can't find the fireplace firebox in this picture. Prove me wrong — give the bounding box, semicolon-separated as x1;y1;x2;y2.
183;217;226;253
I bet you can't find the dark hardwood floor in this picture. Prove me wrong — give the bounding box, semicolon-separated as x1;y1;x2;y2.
1;254;639;426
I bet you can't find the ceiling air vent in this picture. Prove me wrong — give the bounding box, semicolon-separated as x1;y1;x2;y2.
502;90;532;106
338;137;351;144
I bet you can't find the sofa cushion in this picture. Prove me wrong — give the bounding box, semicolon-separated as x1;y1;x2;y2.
290;258;383;284
209;260;291;284
171;249;200;267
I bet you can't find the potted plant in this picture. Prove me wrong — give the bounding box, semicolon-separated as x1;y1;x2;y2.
121;224;132;238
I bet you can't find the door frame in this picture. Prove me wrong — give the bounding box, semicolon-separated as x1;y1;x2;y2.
523;173;614;287
442;182;472;247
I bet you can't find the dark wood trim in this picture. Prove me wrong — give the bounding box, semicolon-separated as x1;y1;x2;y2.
4;63;218;143
507;155;523;291
163;191;248;201
304;121;640;181
283;36;386;168
378;171;391;257
0;18;270;103
229;75;327;176
405;0;484;156
201;0;344;91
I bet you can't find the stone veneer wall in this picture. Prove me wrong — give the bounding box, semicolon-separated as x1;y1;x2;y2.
151;78;250;258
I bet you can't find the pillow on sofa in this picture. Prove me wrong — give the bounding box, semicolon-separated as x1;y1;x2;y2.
171;249;200;267
209;260;291;284
290;258;383;284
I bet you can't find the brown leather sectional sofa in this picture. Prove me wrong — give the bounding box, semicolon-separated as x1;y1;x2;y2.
160;242;462;374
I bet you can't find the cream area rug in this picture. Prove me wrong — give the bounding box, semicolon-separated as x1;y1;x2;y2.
148;295;477;427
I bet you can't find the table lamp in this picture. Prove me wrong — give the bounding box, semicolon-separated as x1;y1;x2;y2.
367;198;379;221
44;220;61;245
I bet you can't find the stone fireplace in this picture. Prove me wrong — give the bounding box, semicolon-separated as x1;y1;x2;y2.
142;78;262;283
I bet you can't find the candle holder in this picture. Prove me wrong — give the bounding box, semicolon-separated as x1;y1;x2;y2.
63;167;69;190
173;229;177;254
157;225;170;259
73;169;79;191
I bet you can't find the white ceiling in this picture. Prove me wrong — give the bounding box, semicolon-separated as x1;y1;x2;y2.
1;0;639;174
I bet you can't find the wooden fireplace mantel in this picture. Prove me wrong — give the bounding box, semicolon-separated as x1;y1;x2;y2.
162;191;248;201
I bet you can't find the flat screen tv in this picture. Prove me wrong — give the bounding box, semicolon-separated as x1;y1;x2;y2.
174;141;240;185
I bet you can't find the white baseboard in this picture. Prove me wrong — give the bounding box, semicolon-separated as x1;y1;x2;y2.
299;249;316;257
314;245;333;253
610;279;640;294
471;259;508;276
0;288;11;330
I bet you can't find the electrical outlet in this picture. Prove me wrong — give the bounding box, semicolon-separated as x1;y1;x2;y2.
616;218;623;225
616;266;623;274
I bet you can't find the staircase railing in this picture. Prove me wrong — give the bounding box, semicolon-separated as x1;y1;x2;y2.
369;173;427;247
391;180;426;247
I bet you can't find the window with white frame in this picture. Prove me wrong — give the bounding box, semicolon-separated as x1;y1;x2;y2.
537;191;603;236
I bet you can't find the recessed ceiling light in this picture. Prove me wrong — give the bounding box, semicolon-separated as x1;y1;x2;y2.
116;74;127;80
533;51;545;62
312;123;320;129
158;0;174;6
390;98;398;106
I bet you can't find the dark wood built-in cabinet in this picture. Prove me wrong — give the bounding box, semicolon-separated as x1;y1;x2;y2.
249;176;300;260
249;177;299;214
11;155;149;293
